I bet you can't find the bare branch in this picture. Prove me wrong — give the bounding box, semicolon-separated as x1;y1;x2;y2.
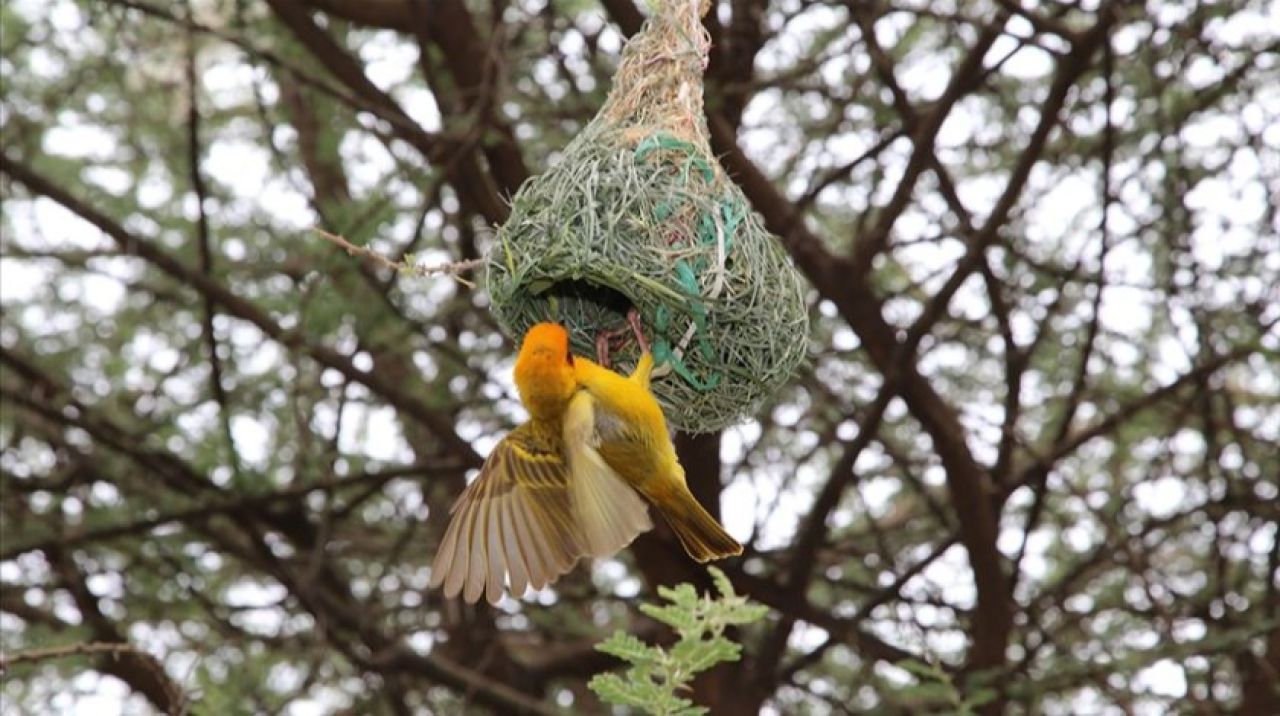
313;227;484;288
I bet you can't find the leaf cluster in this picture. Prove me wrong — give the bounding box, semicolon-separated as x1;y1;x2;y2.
588;568;768;715
891;658;997;716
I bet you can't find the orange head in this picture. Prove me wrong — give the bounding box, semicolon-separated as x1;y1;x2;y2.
513;322;577;419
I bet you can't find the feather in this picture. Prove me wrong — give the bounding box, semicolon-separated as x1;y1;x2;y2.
430;429;596;603
463;488;490;604
485;502;506;605
510;496;548;590
428;495;461;590
499;497;529;599
564;391;653;557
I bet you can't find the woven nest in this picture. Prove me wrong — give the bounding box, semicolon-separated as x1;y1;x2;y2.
487;0;808;432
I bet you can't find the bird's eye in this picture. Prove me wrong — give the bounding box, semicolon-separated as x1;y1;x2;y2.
566;353;575;366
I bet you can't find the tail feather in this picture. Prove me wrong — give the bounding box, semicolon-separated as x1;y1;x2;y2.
657;487;743;562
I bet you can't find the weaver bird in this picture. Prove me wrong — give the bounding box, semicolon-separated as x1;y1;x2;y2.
571;313;742;564
429;321;741;604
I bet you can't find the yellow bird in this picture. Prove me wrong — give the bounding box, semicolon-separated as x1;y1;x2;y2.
569;350;743;564
429;323;651;604
429;322;741;605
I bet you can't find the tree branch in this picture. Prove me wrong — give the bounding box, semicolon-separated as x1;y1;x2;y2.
0;155;482;468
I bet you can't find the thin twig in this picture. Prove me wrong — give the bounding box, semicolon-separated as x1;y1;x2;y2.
186;1;244;487
312;227;484;287
1;641;144;671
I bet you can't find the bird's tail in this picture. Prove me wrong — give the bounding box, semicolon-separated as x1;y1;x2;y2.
656;486;743;562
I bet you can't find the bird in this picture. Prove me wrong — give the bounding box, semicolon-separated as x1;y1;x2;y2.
569;313;743;564
429;322;652;605
429;320;740;605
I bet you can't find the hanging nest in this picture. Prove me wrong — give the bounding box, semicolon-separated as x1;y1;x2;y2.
487;0;808;433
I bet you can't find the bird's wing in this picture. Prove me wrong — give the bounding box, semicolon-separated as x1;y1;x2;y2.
563;390;654;557
429;427;586;605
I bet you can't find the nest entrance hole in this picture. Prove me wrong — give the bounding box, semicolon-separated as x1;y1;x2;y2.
531;279;635;351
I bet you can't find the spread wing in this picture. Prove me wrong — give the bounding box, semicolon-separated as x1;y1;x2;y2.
564;390;654;557
429;427;586;605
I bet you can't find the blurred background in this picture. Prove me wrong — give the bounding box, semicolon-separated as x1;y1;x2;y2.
1;0;1277;713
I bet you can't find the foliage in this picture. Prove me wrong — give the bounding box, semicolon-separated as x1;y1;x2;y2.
489;1;807;433
1;0;1277;714
588;568;769;715
890;658;997;716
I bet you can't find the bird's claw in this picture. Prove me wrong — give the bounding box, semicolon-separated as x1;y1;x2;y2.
626;308;650;355
594;308;650;368
595;331;611;367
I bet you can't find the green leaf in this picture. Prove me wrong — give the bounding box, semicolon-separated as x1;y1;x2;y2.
723;602;769;625
590;568;770;715
656;583;700;610
898;682;957;704
596;630;663;664
708;566;735;598
896;658;945;680
673;636;741;673
589;673;651;707
640;602;700;633
966;688;999;708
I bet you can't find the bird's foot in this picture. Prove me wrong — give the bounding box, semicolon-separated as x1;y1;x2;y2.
595;309;649;367
595;331;612;368
626;308;650;354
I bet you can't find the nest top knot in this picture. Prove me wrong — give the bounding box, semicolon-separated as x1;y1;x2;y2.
599;0;712;145
486;0;809;432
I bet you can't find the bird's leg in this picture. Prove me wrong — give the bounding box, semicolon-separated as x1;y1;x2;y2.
626;308;650;354
595;330;612;368
594;310;648;368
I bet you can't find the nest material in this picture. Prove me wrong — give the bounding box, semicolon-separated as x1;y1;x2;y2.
486;0;808;432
